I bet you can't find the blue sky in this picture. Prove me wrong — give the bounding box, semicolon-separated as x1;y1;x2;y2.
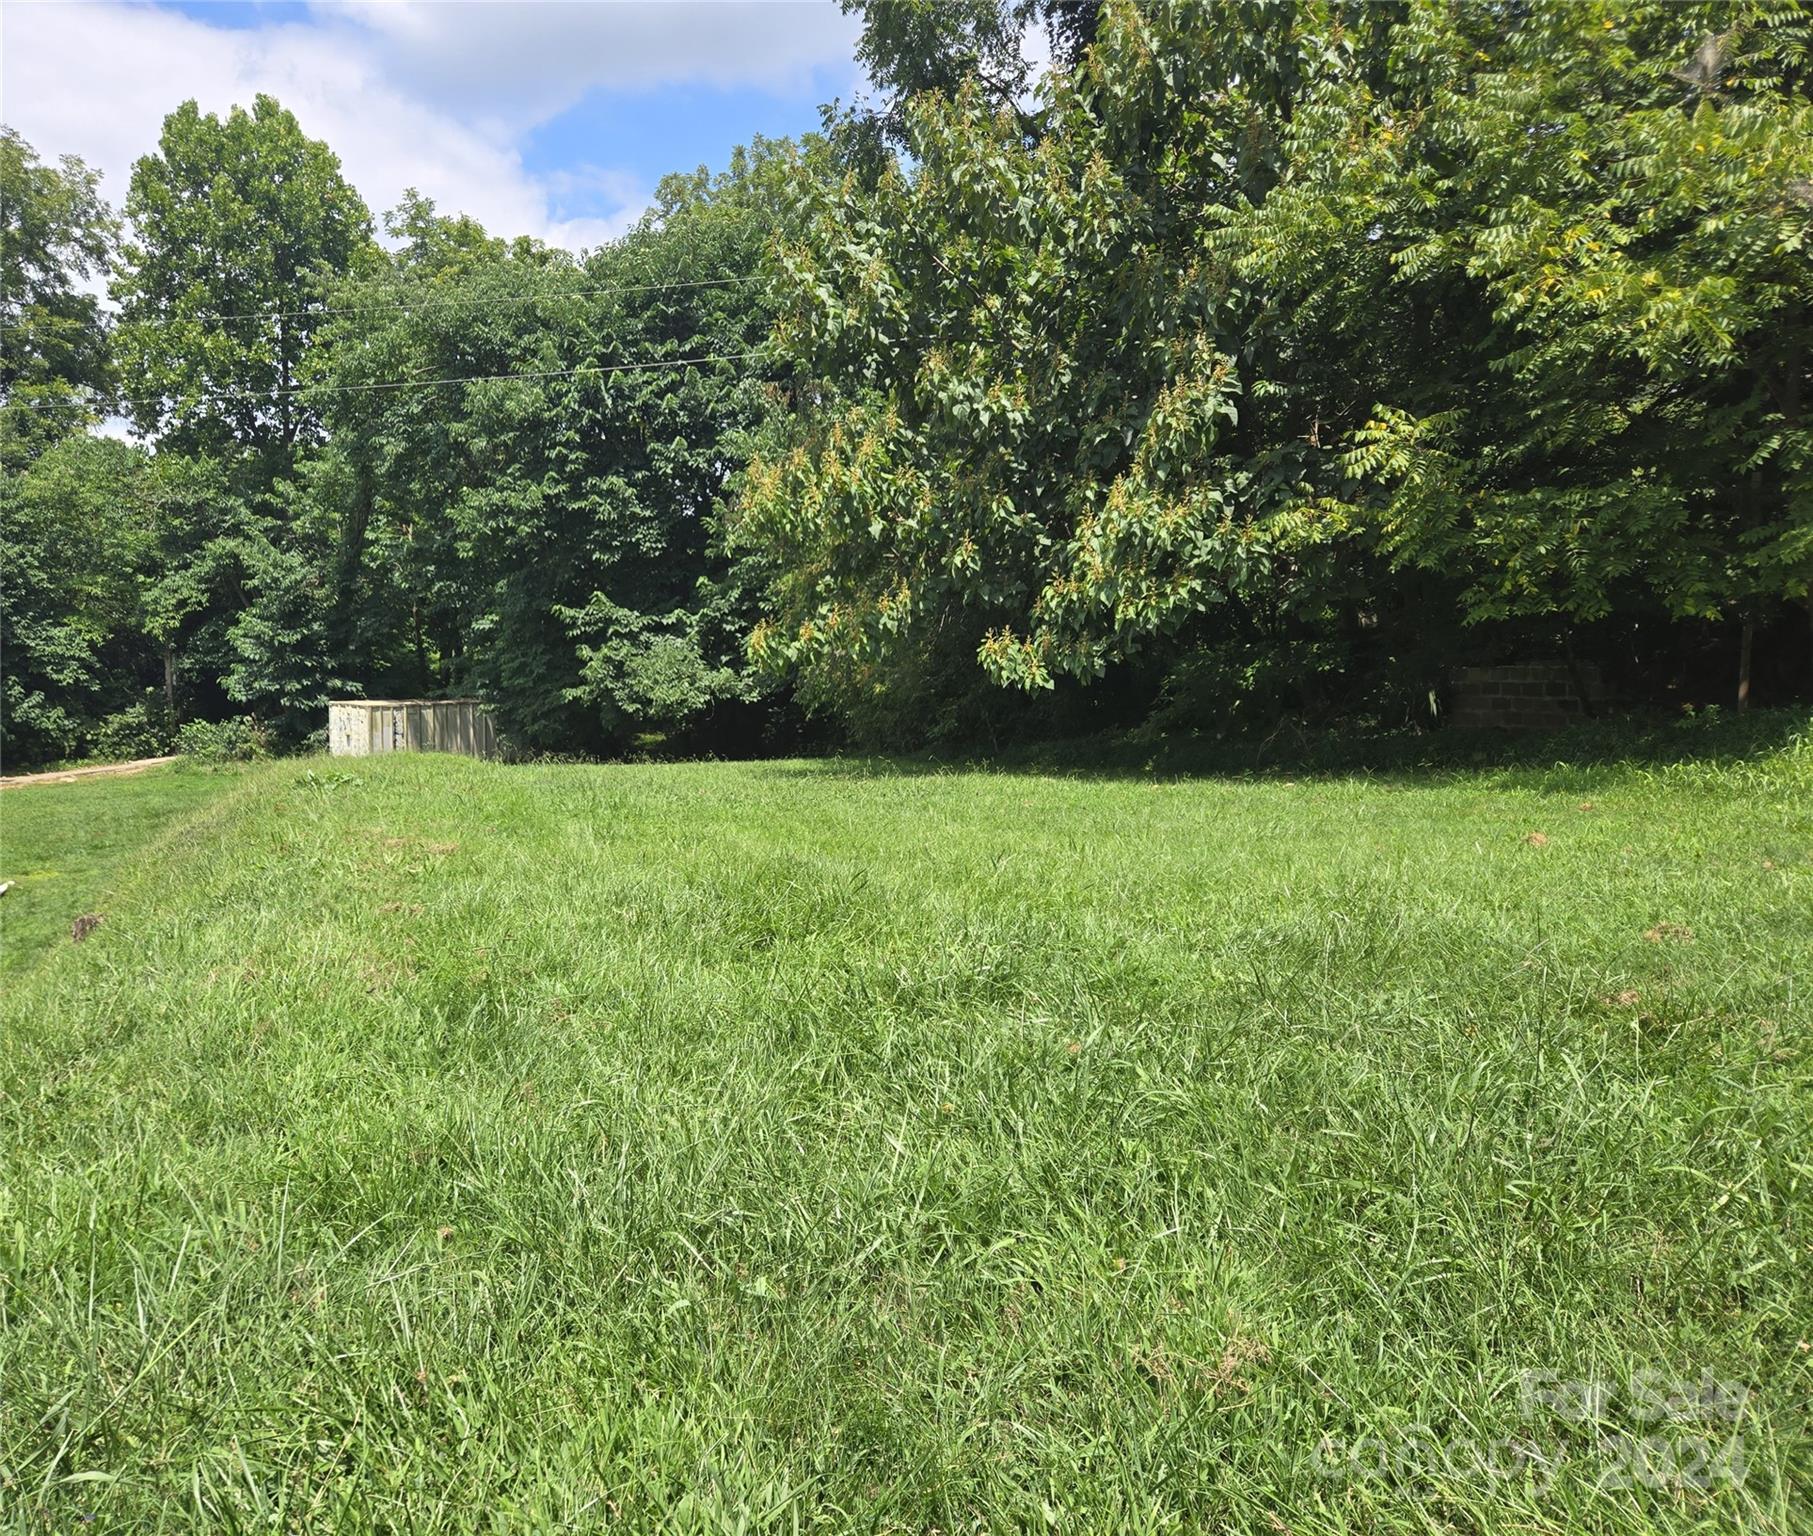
160;0;278;25
4;1;866;249
523;78;837;218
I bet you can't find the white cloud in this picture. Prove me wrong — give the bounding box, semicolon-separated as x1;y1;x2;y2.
340;0;863;131
0;0;861;253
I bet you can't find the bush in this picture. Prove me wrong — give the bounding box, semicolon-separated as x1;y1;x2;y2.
176;716;270;765
87;694;177;763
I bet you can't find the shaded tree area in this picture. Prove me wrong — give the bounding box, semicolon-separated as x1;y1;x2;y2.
2;106;820;763
4;3;1810;767
2;129;125;761
304;140;821;754
745;0;1813;744
0;129;115;466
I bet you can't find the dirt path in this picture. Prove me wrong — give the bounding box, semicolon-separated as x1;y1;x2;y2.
0;755;180;790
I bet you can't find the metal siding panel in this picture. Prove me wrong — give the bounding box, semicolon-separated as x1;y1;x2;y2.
325;700;494;759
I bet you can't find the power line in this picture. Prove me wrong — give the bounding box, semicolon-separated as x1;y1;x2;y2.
114;273;768;329
16;350;768;415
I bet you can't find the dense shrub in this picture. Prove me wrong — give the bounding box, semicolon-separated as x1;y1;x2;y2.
176;716;269;764
87;694;177;762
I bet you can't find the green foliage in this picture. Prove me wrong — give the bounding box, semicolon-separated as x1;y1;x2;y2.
741;2;1381;728
0;435;149;763
4;102;824;765
175;714;269;764
741;0;1813;739
88;692;177;762
839;0;1101;155
0;128;116;465
219;526;345;743
0;97;379;766
840;0;1038;154
308;143;816;751
1217;0;1813;626
135;452;254;714
111;95;377;465
10;20;1811;766
0;420;263;766
566;599;748;735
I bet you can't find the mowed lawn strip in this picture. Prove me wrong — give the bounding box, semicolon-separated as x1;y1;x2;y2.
0;764;245;976
1;734;1809;1532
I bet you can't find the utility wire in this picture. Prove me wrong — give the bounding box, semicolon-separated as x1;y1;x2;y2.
15;350;769;415
111;273;767;329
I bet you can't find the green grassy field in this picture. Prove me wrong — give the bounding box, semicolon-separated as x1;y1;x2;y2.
0;766;244;976
2;725;1810;1533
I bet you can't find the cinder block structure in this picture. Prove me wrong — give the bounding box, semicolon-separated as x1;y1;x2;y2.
1448;665;1605;730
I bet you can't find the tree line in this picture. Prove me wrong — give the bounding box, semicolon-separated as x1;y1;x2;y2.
4;0;1809;767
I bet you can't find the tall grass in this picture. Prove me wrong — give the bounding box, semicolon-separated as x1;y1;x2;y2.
2;722;1809;1532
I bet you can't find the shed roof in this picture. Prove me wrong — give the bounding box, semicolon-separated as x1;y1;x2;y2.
329;698;486;707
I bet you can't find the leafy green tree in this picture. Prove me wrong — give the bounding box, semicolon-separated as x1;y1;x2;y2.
840;0;1101;151
221;526;345;740
310;143;814;752
0;436;147;762
0;128;116;466
301;195;585;739
551;145;808;747
0;435;252;763
742;1;1342;731
104;96;377;737
1281;3;1813;645
846;0;1036;135
137;452;250;721
740;0;1813;736
111;95;376;467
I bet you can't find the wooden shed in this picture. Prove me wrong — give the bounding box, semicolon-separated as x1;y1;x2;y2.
327;699;497;760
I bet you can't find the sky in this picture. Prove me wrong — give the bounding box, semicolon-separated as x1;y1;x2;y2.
1;0;869;252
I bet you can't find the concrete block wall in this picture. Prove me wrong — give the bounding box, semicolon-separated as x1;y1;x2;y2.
1449;664;1605;730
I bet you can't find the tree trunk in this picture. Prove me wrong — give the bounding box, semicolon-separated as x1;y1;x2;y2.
277;314;294;449
412;602;431;693
163;645;177;716
336;465;374;661
1737;620;1754;712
